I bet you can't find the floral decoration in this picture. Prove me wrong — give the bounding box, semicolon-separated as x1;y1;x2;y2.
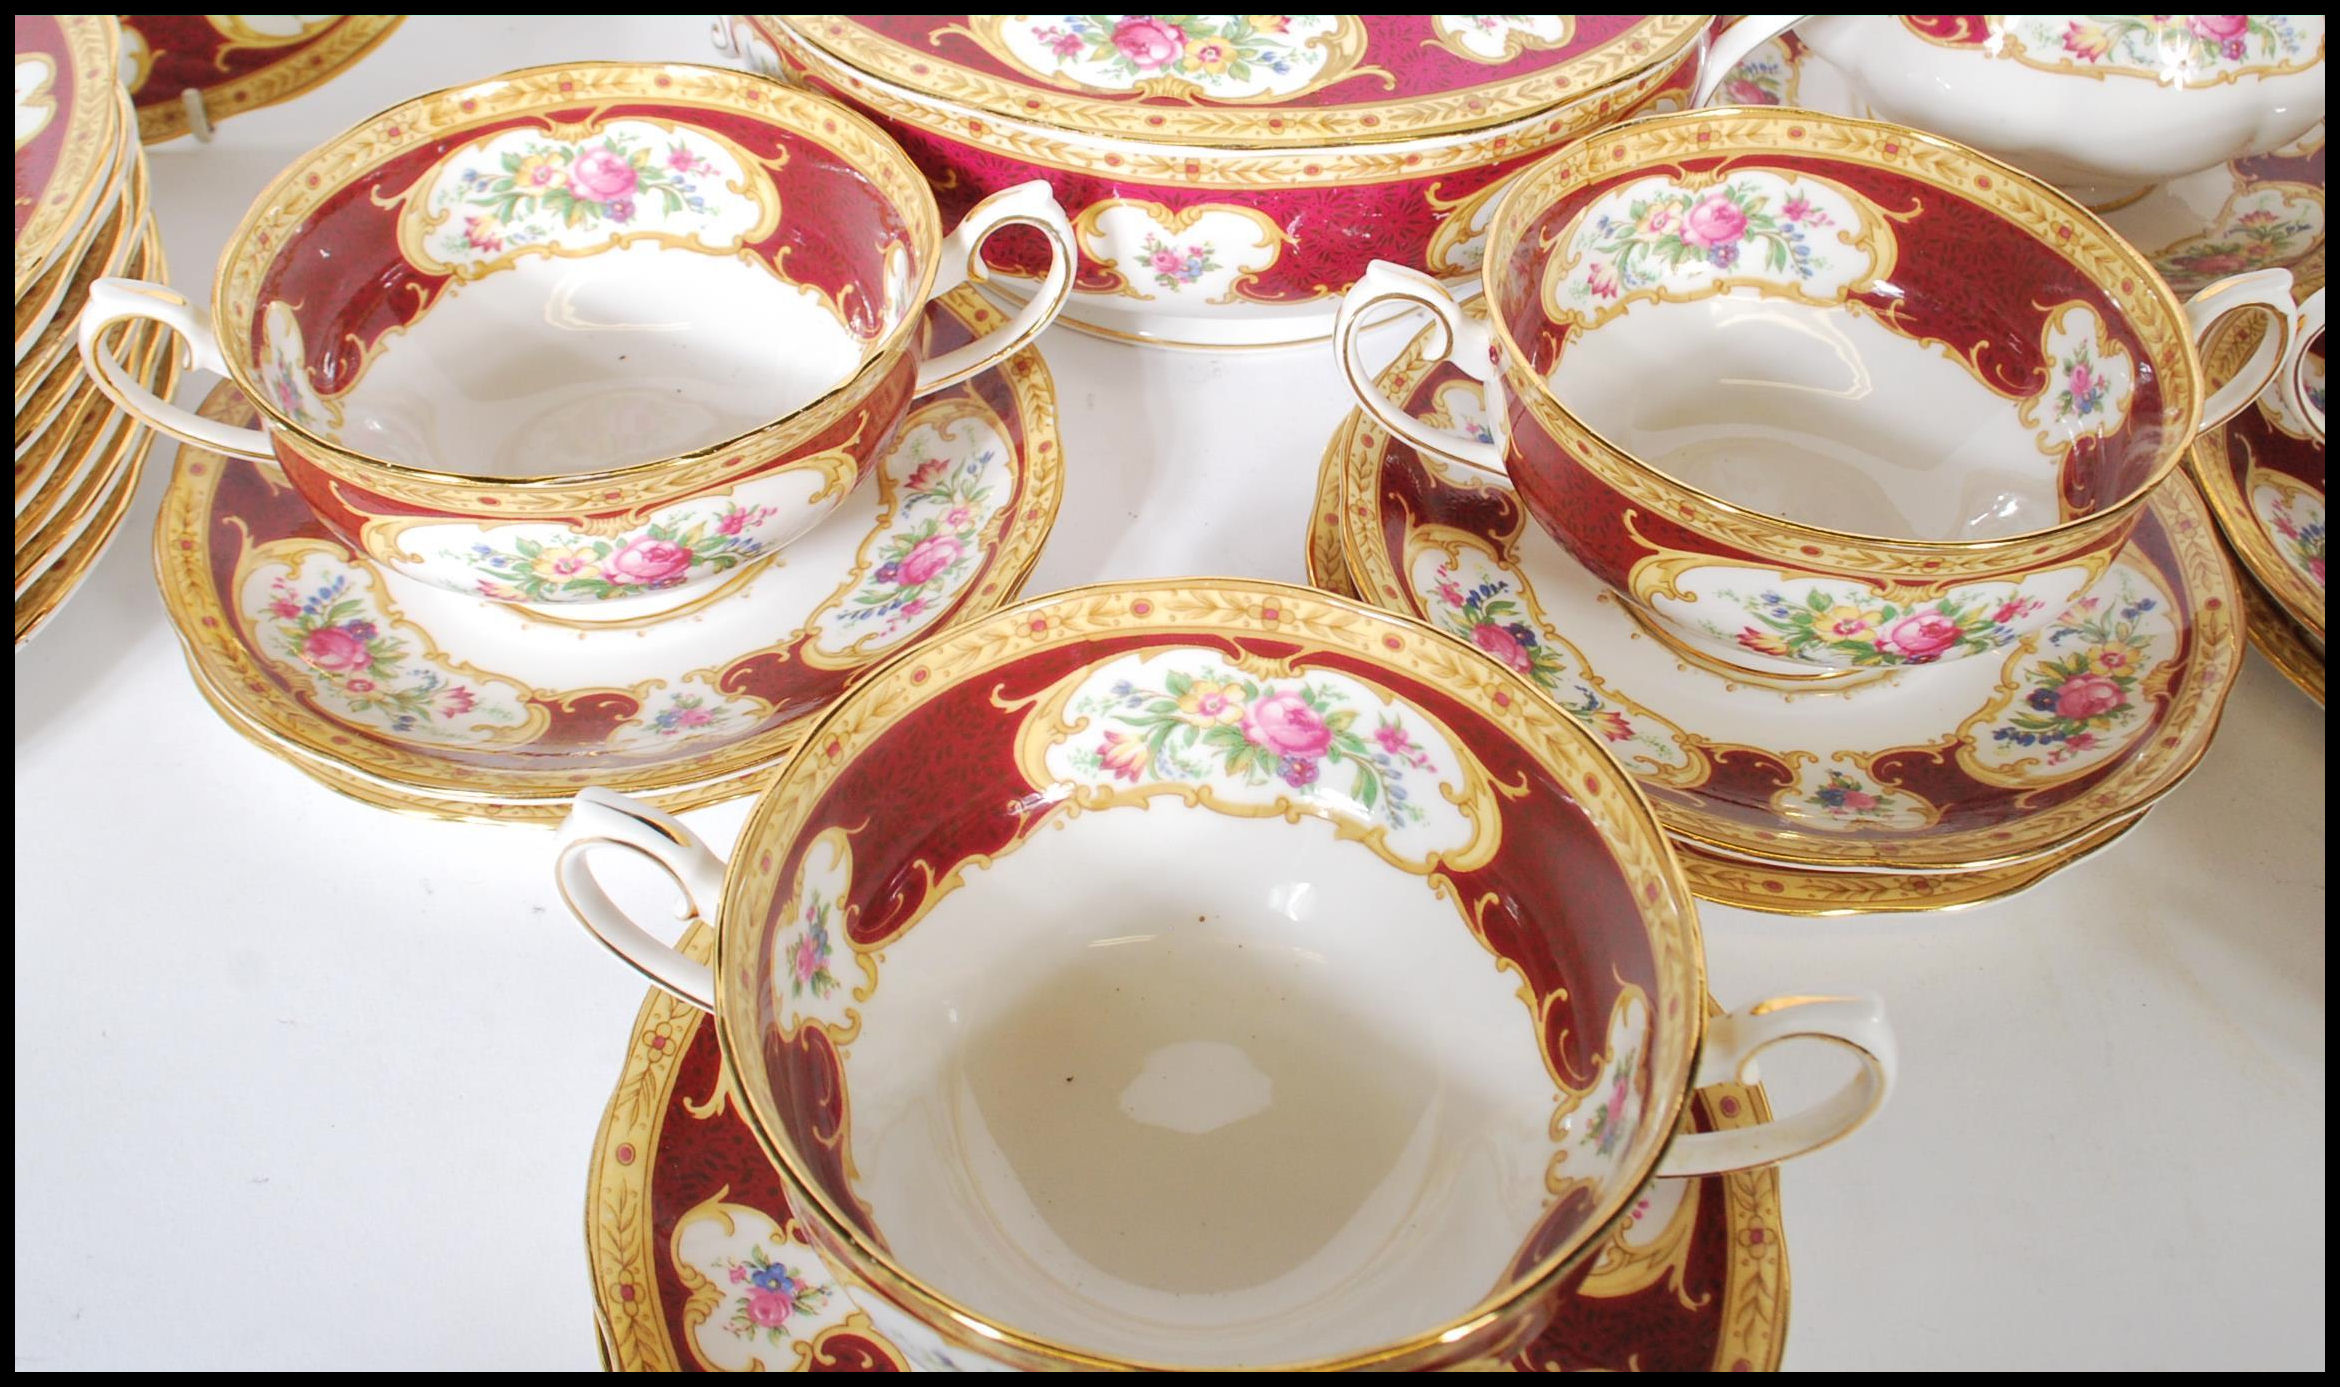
448;501;776;604
435;129;718;260
780;890;841;1001
1705;38;1797;107
256;571;520;739
2020;14;2313;74
1804;768;1905;825
1988;589;2161;765
1018;15;1325;94
2153;184;2322;293
718;1243;834;1346
1065;665;1433;830
1721;584;2044;668
2255;477;2326;590
1137;230;1219;290
821;430;1001;644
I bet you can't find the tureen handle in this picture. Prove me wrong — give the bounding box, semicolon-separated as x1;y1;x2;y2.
77;278;276;461
2184;267;2302;433
1693;15;1808;106
555;787;728;1013
915;180;1078;395
1333;261;1509;478
1654;993;1896;1179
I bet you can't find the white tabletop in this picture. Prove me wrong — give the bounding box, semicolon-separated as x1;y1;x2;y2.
12;16;2326;1372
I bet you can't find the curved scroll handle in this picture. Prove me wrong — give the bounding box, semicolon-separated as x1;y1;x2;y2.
1655;993;1896;1178
915;180;1077;396
1694;15;1809;106
708;14;789;81
2281;287;2325;442
2184;267;2299;433
555;787;728;1013
1332;260;1509;478
77;278;275;460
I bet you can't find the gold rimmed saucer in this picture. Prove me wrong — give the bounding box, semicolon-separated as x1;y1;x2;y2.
2240;563;2327;706
155;287;1063;821
121;15;406;144
1307;336;2238;910
585;924;1789;1372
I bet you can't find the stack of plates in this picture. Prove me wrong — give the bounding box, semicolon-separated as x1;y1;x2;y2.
15;13;177;647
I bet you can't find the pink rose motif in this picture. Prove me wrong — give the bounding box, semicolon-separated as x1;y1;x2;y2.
345;678;375;693
605;537;694;586
301;625;372;673
2186;15;2250;45
899;597;927;618
676;706;713;728
716;509;751;536
1436;579;1466;606
747;1287;795;1328
1111;16;1187;70
897;535;964;586
1678;193;1749;250
1471;622;1533;674
1045;29;1083;59
439;687;477;717
1149;248;1185;274
1878;610;1963;661
569;146;640;203
270;597;301;620
2055;673;2125;721
907;459;948;491
945;506;975;529
2069;363;2096;397
1841;788;1878;810
666;147;706;174
1992;598;2040;624
1242;690;1334;759
792;935;823;985
1720;77;1772;106
729;1266;747;1284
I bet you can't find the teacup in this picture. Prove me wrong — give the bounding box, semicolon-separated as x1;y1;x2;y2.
555;580;1894;1370
1703;15;2327;207
78;62;1074;615
1337;107;2310;678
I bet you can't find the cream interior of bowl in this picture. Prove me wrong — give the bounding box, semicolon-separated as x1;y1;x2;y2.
836;803;1588;1366
1550;297;2071;541
316;246;866;477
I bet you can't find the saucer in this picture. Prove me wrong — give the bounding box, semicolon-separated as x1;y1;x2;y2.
1305;423;2153;914
586;924;1790;1373
157;287;1062;821
1716;34;2325;296
2189;319;2326;647
2240;564;2327;707
1328;317;2240;885
119;15;405;144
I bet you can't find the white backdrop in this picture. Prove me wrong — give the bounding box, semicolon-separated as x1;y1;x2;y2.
12;16;2325;1371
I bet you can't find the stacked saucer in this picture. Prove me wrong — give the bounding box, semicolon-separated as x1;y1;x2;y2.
15;14;175;647
1314;308;2242;916
2188;278;2327;707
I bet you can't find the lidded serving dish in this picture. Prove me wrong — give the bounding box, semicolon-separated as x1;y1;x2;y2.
719;15;1732;347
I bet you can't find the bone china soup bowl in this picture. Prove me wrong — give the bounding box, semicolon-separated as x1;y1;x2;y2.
1336;107;2306;678
78;62;1074;613
555;580;1896;1371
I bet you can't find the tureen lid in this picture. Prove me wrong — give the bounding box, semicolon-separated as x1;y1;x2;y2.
763;15;1710;148
13;14;123;288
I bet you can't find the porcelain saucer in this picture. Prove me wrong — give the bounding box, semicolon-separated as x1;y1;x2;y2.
586;925;1790;1372
2190;318;2326;650
1324;316;2238;898
119;15;405;144
157;288;1062;821
1716;34;2325;297
2240;564;2327;707
1303;428;2149;915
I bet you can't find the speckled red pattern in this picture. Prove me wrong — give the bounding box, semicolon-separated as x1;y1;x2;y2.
12;15;76;243
194;307;1038;771
772;47;1697;299
747;625;1666;1280
2215;381;2328;495
831;14;1669;111
248;103;919;385
648;1020;905;1370
1369;357;2206;844
647;1009;1748;1371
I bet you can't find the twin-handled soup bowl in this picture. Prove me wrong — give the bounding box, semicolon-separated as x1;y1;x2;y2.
556;580;1895;1370
79;62;1075;614
1706;15;2328;208
1339;107;2310;678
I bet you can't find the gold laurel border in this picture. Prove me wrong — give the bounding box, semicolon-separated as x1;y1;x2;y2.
13;15;122;289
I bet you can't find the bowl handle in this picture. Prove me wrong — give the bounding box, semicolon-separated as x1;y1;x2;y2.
1333;261;1509;477
2282;288;2325;442
555;787;728;1012
2185;267;2301;432
1694;15;1808;106
77;278;274;460
915;180;1078;396
1654;993;1896;1178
